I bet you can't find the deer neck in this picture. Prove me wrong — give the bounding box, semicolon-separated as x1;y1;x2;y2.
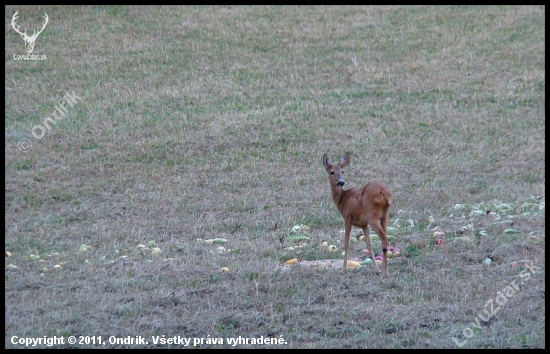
330;184;346;211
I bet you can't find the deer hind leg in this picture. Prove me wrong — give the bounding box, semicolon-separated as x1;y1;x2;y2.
370;219;389;277
362;225;380;273
381;208;389;236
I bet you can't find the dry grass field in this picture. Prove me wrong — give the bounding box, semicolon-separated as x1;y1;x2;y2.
5;6;545;348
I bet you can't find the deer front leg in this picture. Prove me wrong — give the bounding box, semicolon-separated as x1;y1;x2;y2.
343;219;352;274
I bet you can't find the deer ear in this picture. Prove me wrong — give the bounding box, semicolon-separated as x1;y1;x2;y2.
323;153;332;169
339;152;350;168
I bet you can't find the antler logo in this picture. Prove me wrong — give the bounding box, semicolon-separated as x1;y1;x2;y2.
11;11;49;54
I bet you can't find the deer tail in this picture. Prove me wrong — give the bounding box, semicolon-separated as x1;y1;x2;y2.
381;189;392;207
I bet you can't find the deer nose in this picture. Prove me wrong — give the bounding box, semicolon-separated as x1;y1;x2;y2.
337;181;345;187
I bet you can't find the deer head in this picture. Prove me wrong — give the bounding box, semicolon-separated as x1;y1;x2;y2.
11;11;49;54
323;152;350;187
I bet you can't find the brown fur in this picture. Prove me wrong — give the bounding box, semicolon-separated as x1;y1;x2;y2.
323;152;392;276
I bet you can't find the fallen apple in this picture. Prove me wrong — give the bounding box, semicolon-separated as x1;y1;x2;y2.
362;249;370;256
435;238;444;245
510;262;518;268
375;255;383;261
362;258;373;264
328;245;337;252
221;267;229;273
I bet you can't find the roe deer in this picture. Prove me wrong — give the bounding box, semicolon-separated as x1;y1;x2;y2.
322;152;392;276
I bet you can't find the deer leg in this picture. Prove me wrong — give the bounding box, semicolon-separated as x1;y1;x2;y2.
381;210;389;236
362;225;380;273
343;219;351;274
380;211;390;277
370;220;389;277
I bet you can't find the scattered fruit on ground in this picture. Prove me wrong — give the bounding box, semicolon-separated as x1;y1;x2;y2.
204;238;228;244
286;235;309;242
